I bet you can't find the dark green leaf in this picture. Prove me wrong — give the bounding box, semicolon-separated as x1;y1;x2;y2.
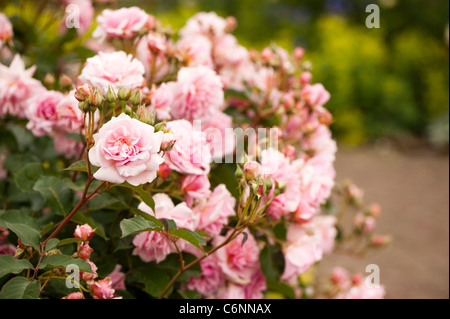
177;289;202;299
168;228;206;254
63;160;87;172
0;277;40;299
44;238;60;252
14;163;43;193
0;255;34;278
88;192;128;211
118;183;155;211
120;216;159;238
57;238;83;247
33;176;72;216
133;267;172;298
130;208;164;228
3;222;40;250
38;254;93;273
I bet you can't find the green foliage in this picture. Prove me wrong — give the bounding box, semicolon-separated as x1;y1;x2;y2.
0;277;40;299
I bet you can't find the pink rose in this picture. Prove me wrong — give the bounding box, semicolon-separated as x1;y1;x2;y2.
107;264;126;291
93;7;152;41
176;35;213;68
260;148;301;220
203;112;235;160
243;270;266;299
89;113;164;186
217;283;245;299
168;66;224;122
302;83;330;107
214;34;249;68
81;260;98;284
148;83;173;121
74;224;96;241
185;255;225;296
312;215;337;254
79;51;145;96
164;120;212;175
92;278;116;299
193;184;235;237
133;193;198;263
180;12;227;39
25;90;65;137
281;223;323;281
214;230;260;285
181;174;211;207
0;55;44;118
54;90;86;134
136;35;171;83
77;243;93;260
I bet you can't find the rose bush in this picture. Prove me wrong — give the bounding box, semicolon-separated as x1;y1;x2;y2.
0;2;389;300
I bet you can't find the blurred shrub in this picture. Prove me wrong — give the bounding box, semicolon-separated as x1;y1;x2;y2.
308;17;449;145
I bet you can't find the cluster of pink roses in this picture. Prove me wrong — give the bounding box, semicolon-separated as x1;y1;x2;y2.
0;6;387;299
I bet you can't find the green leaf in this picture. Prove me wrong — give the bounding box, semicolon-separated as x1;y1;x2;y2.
14;162;43;193
133;267;172;298
0;255;34;278
57;238;83;247
63;160;87;172
39;254;93;273
0;277;40;299
168;228;206;254
178;289;202;299
119;183;155;211
259;244;281;281
120;216;160;238
266;278;296;299
33;176;72;216
130;208;164;228
44;238;60;252
88;192;128;211
3;222;41;250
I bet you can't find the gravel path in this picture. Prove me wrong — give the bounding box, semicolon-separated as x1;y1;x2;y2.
318;144;449;299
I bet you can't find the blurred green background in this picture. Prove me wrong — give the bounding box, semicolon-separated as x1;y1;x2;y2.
122;0;449;147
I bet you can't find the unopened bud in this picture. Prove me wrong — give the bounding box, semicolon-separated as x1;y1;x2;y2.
235;165;243;179
77;243;93;260
75;84;92;102
117;86;131;101
59;74;72;88
124;105;133;116
130;89;141;106
153;121;166;132
88;89;104;108
293;47;305;60
243;161;260;181
157;163;172;178
225;16;238;32
105;86;117;104
44;73;55;86
78;100;90;113
161;131;176;151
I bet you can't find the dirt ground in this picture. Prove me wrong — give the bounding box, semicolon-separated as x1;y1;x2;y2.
318;143;449;299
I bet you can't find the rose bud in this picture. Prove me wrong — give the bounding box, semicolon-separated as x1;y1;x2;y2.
161;131;176;151
300;71;313;84
293;47;305;60
74;84;93;102
63;292;83;299
80;260;98;285
243;160;260;181
351;273;363;286
157;163;172;178
78;243;94;260
74;224;96;241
